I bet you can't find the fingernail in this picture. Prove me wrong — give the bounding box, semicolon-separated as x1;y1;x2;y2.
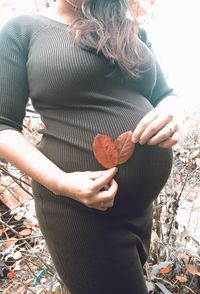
132;136;138;143
139;140;145;145
109;167;118;171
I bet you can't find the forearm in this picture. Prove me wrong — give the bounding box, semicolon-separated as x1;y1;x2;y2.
0;129;63;194
0;129;118;211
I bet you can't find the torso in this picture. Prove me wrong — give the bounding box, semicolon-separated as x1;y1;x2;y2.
3;14;173;215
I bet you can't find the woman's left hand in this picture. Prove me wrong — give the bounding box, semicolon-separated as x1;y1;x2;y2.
132;96;183;148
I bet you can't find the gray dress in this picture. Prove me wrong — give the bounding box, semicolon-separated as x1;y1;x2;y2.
0;15;173;293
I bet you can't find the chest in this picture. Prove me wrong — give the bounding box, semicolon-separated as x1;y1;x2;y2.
26;28;156;105
27;30;112;99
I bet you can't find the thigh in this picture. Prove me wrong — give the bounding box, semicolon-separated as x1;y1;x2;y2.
56;245;148;294
34;190;149;294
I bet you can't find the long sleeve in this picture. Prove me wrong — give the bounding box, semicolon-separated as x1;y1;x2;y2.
0;17;29;132
149;57;176;107
138;27;177;107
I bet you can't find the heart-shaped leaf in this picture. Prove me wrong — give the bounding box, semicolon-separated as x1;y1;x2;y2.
92;131;135;168
114;130;135;164
92;134;119;168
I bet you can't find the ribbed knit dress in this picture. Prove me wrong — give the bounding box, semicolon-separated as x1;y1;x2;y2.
0;15;173;293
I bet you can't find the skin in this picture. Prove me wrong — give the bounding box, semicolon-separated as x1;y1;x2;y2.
0;130;118;211
0;0;182;211
50;0;183;148
132;96;182;148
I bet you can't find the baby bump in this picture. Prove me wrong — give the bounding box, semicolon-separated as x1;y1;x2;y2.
38;92;155;169
37;94;173;215
112;143;172;215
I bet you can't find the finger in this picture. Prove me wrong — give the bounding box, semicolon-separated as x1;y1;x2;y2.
89;201;111;211
86;170;105;179
89;179;118;209
147;123;178;145
87;167;117;180
132;109;159;143
100;179;118;201
138;115;174;145
92;168;118;191
95;179;118;203
158;131;180;148
88;202;108;211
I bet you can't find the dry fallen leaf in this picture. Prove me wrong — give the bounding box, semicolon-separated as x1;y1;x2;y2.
177;253;189;261
92;131;135;168
0;176;31;209
175;275;188;283
114;130;135;164
0;227;7;236
186;264;200;276
189;150;200;159
92;134;119;168
23;220;38;230
19;228;32;237
2;238;17;248
159;267;172;274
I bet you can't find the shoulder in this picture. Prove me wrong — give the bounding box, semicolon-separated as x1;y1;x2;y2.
0;14;51;38
1;14;36;31
0;14;54;50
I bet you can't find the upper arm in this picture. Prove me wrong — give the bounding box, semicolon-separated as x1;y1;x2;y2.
138;27;177;107
0;17;29;132
150;60;176;107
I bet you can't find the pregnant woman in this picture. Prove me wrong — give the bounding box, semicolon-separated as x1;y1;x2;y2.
0;0;181;293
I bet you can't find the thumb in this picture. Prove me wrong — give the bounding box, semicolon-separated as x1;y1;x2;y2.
88;167;118;180
92;167;118;190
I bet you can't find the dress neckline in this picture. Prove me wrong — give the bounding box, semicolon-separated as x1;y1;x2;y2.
37;14;71;29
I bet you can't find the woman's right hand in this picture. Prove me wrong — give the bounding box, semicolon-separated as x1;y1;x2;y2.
54;167;118;211
0;130;117;212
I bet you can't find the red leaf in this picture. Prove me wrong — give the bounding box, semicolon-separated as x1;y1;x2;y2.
19;228;32;237
159;267;172;274
3;238;17;248
114;131;135;164
176;275;188;283
186;264;200;276
92;135;119;168
0;227;6;236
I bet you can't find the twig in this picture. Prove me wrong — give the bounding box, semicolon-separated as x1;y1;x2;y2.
0;218;22;238
166;173;189;243
0;235;43;244
0;166;31;187
0;198;34;218
23;260;47;291
185;192;198;249
184;285;197;294
2;262;36;294
154;276;175;288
